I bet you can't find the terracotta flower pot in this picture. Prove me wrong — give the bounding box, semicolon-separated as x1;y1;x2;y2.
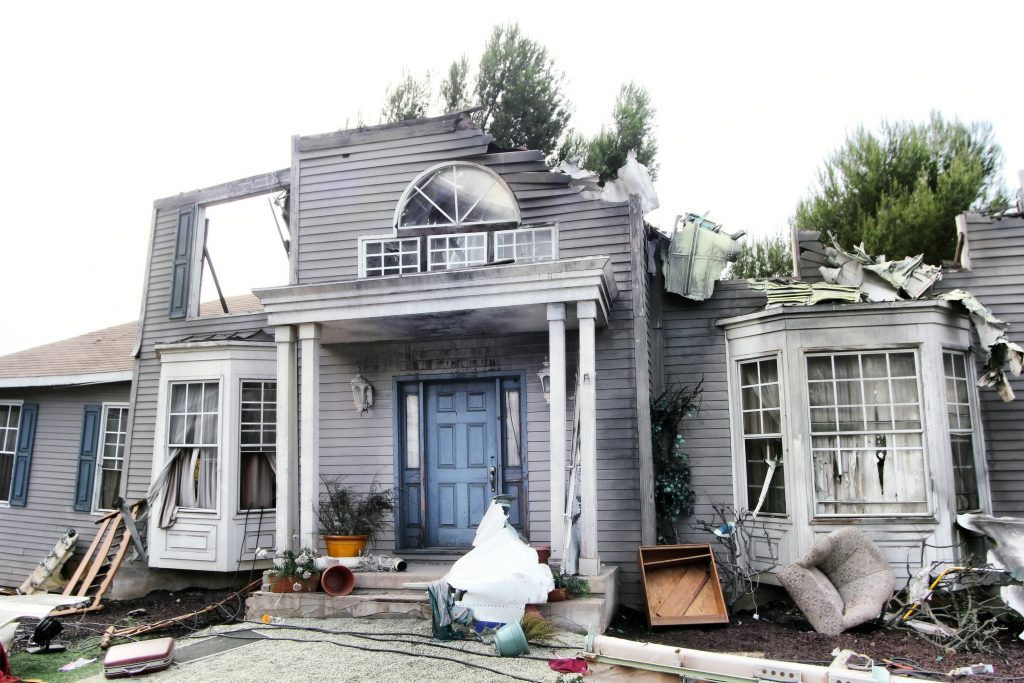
547;587;571;602
533;545;551;565
270;574;320;593
324;535;368;557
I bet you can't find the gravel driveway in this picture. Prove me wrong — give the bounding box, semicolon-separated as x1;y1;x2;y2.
80;618;586;683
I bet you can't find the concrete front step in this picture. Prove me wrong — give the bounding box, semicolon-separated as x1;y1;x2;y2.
248;564;619;633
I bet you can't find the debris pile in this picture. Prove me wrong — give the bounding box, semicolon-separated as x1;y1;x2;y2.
663;213;745;301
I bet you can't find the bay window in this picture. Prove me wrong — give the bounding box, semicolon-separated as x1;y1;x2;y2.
722;300;989;571
240;380;276;510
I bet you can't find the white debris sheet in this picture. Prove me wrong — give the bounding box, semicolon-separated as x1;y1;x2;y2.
77;618;585;683
446;501;554;624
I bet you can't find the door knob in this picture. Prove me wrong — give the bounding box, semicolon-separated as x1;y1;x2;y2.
489;466;496;492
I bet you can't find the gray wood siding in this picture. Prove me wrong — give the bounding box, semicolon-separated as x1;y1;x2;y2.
0;383;130;589
935;213;1024;516
292;116;645;602
125;203;268;504
659;281;768;547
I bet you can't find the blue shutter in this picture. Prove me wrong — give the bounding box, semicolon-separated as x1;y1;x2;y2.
74;404;102;512
9;403;38;507
169;206;194;319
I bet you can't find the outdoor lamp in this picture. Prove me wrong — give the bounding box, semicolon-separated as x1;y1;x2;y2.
351;372;374;414
537;357;551;403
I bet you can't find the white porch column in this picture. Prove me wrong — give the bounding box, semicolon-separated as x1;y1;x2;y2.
274;326;298;552
577;300;600;575
298;322;321;549
547;303;567;560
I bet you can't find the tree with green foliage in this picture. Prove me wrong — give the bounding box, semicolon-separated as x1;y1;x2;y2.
382;71;431;123
794;112;1008;264
439;56;472;113
473;23;570;155
556;82;657;182
729;233;794;279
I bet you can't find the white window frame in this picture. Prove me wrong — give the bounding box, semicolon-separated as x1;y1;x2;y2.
358;235;421;278
238;378;277;513
92;403;129;514
737;355;786;516
806;349;930;518
494;225;558;263
0;400;24;507
166;380;221;512
942;349;984;513
427;232;488;271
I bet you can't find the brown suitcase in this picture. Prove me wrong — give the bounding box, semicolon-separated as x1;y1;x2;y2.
103;636;175;678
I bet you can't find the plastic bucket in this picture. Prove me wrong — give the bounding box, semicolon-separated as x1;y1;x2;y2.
493;621;530;657
320;564;356;596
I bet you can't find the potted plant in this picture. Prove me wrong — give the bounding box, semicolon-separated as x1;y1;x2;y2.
548;573;591;602
268;547;320;593
316;478;395;557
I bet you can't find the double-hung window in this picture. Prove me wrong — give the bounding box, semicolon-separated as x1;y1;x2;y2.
94;405;128;511
0;403;21;504
239;381;276;510
944;352;981;512
167;381;219;510
807;351;927;515
738;358;785;514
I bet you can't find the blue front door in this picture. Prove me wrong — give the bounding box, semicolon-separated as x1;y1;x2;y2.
425;381;498;547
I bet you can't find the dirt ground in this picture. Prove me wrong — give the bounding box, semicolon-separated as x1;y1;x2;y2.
610;602;1024;679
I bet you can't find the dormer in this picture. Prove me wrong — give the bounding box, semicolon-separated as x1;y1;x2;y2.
357;161;556;278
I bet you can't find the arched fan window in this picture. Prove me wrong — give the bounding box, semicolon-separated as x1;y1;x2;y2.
395;162;519;230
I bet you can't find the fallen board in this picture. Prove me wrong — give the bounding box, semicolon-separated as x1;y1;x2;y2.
174;629;268;664
638;545;728;627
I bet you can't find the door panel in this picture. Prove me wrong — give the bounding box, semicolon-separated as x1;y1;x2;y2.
425;381;498;547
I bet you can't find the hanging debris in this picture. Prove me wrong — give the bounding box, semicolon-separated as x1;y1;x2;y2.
819;241;942;301
663;213;745;301
938;290;1024;401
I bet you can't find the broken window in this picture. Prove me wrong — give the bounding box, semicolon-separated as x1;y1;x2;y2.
197;193;290;316
739;358;785;514
94;404;128;512
361;237;421;278
808;352;928;516
239;381;276;511
167;382;219;510
944;352;981;512
428;233;487;271
396;163;518;230
0;403;21;504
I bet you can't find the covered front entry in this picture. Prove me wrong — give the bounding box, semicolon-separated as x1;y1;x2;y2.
397;376;525;549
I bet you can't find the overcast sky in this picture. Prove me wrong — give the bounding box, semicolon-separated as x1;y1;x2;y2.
1;0;1021;357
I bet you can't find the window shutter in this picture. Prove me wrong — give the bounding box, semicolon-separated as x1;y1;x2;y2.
9;403;38;507
74;404;102;512
169;206;194;319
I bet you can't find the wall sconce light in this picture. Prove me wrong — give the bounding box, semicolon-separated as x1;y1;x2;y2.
351;371;374;415
537;357;551;404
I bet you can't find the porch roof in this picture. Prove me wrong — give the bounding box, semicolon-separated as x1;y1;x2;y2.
254;256;618;343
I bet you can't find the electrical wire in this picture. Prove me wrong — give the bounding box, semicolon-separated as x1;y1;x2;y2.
197;630;541;682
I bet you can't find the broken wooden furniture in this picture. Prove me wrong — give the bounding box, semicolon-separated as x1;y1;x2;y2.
52;501;144;616
778;527;895;636
638;544;728;627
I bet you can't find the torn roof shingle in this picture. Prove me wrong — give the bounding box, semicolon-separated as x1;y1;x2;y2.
0;320;137;384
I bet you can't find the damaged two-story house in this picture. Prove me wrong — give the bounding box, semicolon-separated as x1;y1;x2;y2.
1;110;1020;614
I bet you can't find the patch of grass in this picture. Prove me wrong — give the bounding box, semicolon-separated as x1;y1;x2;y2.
9;640;103;682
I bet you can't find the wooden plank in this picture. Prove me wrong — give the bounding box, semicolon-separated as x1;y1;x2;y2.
154;168;290;209
63;516;111;597
656;566;710;618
